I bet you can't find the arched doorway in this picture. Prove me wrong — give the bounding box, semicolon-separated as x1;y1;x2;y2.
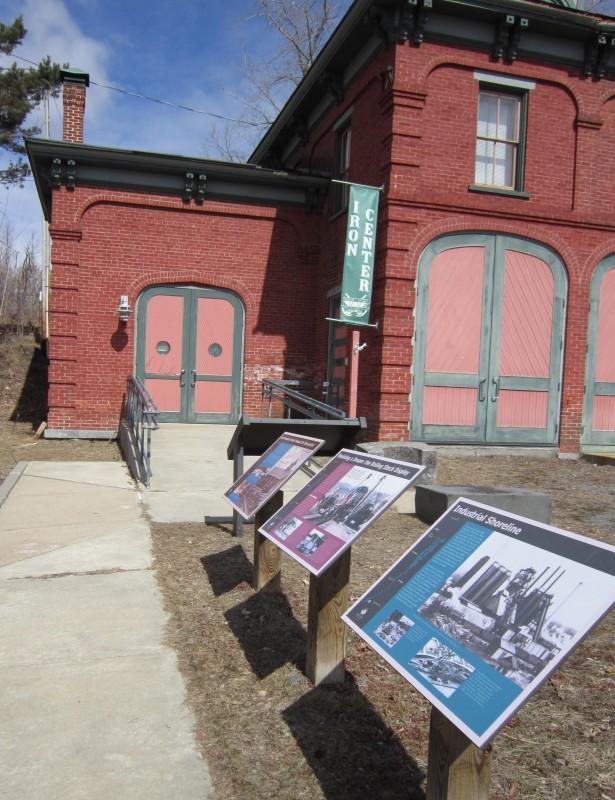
136;286;244;423
582;256;615;448
411;234;567;445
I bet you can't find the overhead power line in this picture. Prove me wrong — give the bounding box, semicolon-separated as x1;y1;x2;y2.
4;53;260;127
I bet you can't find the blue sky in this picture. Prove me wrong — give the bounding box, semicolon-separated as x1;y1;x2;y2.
1;0;344;256
0;0;614;260
1;0;284;153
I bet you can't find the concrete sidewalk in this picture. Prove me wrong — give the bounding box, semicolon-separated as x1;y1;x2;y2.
143;422;309;523
0;461;211;800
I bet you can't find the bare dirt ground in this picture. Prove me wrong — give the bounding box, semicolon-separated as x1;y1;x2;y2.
0;332;120;483
151;455;615;800
1;330;612;798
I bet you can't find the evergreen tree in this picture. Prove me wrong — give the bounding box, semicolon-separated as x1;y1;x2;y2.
0;16;63;185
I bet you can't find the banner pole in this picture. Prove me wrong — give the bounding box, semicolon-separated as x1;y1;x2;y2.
348;330;360;419
330;178;384;192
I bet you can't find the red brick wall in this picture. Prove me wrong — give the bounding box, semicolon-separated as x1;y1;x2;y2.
48;35;615;454
293;39;615;452
47;188;321;431
289;47;396;423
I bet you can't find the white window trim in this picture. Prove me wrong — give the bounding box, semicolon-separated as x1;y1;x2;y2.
475;91;521;189
473;71;536;92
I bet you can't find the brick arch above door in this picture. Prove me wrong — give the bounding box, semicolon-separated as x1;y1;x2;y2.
403;217;576;283
411;234;567;445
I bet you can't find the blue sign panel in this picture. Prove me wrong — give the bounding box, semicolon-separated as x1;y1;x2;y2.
343;499;615;747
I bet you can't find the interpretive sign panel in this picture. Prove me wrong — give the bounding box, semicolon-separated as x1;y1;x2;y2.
343;499;615;747
225;432;324;520
258;449;424;577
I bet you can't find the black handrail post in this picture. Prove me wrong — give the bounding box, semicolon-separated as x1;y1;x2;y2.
123;376;160;487
259;379;347;421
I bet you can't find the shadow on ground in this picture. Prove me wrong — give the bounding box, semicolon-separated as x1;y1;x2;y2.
224;589;307;678
283;683;425;800
200;544;253;597
201;540;306;675
9;343;48;427
200;538;425;799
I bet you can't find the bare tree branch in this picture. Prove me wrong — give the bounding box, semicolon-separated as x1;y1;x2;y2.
0;221;40;332
205;0;346;162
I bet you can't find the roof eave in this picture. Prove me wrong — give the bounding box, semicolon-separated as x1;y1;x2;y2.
26;138;330;222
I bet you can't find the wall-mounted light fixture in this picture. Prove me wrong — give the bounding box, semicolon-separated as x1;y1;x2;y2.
118;295;131;322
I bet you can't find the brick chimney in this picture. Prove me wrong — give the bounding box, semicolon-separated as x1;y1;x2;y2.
60;68;90;143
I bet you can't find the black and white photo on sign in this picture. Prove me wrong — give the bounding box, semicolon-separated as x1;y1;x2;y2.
274;517;303;541
374;610;415;647
297;529;327;557
302;465;409;542
418;531;613;690
409;637;475;698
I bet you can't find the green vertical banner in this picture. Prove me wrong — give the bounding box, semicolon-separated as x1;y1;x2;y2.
340;184;380;326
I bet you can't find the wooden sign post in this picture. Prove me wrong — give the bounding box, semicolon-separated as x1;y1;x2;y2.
426;708;492;800
305;547;352;686
253;492;283;592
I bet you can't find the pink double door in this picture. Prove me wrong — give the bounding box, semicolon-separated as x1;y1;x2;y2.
582;258;615;447
136;286;243;423
411;235;566;445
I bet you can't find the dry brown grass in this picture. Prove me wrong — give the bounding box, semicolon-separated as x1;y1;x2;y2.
1;331;612;797
151;455;615;800
0;331;121;482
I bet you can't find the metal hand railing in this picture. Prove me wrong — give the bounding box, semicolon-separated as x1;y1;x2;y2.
124;376;159;486
260;378;346;420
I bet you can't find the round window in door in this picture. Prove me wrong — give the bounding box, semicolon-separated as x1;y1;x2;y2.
136;286;244;424
411;234;567;445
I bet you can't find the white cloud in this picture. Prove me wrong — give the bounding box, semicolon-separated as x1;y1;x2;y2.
92;81;257;159
0;0;267;260
0;0;113;255
18;0;112;132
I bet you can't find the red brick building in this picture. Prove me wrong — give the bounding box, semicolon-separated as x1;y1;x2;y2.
28;0;615;454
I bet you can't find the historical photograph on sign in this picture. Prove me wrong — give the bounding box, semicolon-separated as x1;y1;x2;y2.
274;517;303;542
418;532;587;689
374;610;414;648
258;449;425;576
224;433;324;520
342;499;615;747
302;464;401;542
409;637;475;698
297;529;327;557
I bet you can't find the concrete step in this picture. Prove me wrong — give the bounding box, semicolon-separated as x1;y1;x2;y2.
415;484;552;525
